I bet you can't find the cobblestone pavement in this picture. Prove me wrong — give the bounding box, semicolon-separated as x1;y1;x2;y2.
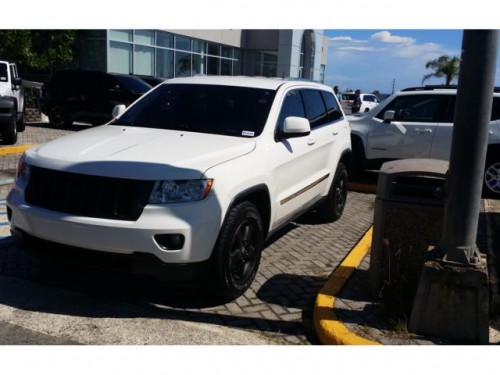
0;123;376;344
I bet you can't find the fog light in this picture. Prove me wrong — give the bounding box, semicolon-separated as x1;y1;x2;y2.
154;234;185;250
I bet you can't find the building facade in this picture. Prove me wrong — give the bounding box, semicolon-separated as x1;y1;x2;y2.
76;29;328;83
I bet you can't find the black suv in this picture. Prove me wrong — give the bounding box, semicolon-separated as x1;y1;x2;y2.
40;70;152;128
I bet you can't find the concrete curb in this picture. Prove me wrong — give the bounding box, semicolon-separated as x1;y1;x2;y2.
313;226;380;345
0;144;34;156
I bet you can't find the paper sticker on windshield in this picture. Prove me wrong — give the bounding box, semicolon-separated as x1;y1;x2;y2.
242;131;255;137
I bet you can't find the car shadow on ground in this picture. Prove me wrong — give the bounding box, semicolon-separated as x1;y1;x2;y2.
0;244;324;343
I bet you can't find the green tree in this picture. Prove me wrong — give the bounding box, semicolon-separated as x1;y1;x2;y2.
422;54;460;86
0;30;76;71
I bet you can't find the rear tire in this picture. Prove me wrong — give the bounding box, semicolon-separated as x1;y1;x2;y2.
211;202;263;300
16;113;26;132
317;162;348;222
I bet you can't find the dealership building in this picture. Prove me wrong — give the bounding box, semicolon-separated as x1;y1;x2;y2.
76;29;328;83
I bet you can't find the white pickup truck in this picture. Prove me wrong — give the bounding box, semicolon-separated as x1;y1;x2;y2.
0;60;26;144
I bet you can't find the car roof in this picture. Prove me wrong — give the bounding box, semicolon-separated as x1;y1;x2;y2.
163;75;332;91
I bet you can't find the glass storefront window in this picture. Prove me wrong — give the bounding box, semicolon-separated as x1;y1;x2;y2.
208;43;220;56
109;41;133;74
110;29;133;42
156;49;174;78
175;36;191;51
135;30;154;45
233;49;243;75
221;59;231;75
207;56;220;75
192;54;206;75
254;52;277;77
192;40;206;54
107;30;242;79
221;46;232;58
134;45;154;75
175;51;191;77
157;32;173;48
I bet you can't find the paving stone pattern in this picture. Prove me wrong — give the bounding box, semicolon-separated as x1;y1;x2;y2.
0;123;376;344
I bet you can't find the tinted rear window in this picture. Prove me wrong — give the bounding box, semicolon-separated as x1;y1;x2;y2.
113;75;152;94
111;84;276;137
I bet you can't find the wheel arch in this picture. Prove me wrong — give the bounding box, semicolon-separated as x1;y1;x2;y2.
486;144;500;159
350;134;367;171
0;96;17;112
225;184;272;239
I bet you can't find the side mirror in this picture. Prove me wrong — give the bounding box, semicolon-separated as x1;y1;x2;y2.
112;104;127;118
280;116;311;139
383;110;395;123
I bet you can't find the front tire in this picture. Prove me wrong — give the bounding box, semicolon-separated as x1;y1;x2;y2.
211;202;264;300
317;162;348;222
483;156;500;198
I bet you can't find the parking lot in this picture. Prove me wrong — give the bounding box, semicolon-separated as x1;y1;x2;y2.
0;122;375;344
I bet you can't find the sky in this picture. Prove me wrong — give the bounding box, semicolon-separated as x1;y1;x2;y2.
323;29;499;94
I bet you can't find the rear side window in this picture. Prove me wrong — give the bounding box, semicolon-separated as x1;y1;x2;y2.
321;91;343;122
302;89;328;129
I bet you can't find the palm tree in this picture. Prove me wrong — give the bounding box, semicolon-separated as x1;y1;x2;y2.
422;55;460;86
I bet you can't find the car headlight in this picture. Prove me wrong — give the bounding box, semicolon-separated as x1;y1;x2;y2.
149;179;213;204
16;153;30;186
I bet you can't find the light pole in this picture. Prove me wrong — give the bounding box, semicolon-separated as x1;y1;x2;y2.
440;30;498;265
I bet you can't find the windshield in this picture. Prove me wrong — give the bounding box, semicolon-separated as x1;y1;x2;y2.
110;84;276;137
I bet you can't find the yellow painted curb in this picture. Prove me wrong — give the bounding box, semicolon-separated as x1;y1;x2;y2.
313;226;380;345
0;144;34;156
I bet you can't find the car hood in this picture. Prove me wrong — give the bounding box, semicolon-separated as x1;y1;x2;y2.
26;125;256;180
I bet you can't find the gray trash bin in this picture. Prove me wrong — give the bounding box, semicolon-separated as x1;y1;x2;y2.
368;159;449;311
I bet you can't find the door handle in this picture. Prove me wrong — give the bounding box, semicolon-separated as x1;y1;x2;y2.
332;131;339;136
307;138;316;145
415;128;433;134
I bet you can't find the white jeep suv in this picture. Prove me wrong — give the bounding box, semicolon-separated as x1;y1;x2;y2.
349;85;500;198
0;60;26;144
7;76;351;299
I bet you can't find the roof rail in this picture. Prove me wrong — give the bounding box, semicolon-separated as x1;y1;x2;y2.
402;85;500;93
401;85;458;92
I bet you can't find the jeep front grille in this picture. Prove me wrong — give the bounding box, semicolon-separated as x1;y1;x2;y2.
25;166;155;221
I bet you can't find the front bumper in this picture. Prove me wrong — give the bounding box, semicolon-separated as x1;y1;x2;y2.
7;188;225;268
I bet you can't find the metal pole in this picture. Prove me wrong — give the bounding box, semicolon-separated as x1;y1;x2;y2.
440;30;498;265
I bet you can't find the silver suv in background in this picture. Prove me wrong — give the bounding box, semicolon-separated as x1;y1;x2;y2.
348;85;500;198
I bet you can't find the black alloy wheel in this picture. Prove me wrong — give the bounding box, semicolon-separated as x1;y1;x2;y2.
212;201;263;300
